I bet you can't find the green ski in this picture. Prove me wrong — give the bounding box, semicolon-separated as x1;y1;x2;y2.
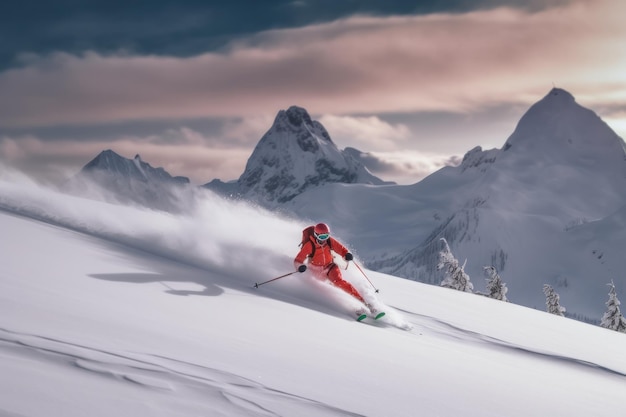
356;311;385;321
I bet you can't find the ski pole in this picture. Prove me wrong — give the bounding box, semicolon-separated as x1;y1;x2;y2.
254;271;298;288
352;261;380;293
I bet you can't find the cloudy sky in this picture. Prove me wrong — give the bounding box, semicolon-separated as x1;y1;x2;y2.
1;0;625;185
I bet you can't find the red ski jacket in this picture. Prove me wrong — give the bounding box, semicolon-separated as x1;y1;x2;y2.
294;236;349;269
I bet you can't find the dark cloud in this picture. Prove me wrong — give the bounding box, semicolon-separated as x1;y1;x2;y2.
1;0;572;69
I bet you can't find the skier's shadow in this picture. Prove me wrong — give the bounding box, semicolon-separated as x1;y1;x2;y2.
89;273;224;297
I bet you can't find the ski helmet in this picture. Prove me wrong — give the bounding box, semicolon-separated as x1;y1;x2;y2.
314;223;330;235
313;223;330;241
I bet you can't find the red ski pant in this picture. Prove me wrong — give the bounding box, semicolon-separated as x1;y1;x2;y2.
314;263;365;303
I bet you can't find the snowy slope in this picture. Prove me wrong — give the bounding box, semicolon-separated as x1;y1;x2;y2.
1;178;626;417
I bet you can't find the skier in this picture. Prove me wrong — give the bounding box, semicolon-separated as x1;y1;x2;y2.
294;223;381;319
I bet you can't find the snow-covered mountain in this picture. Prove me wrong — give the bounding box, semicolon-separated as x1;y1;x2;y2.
65;149;193;212
205;106;391;205
284;88;626;321
1;181;626;417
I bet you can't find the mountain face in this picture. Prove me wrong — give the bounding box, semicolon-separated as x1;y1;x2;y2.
82;150;190;185
285;88;626;321
227;106;389;205
66;150;192;212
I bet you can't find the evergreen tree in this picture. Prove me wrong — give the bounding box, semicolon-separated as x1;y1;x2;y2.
437;238;473;293
483;266;508;301
543;284;566;316
600;281;626;333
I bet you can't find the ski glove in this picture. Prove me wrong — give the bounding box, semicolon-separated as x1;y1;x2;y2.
344;253;354;261
298;264;307;273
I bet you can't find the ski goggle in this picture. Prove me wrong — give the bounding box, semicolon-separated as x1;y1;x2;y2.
315;233;330;241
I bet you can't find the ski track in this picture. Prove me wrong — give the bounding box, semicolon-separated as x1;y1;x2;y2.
391;307;626;378
0;327;365;417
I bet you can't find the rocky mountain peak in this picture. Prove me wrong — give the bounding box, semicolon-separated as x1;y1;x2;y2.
235;105;386;205
67;150;190;212
502;88;623;157
276;105;314;129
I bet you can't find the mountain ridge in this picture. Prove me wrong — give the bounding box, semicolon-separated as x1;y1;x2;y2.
65;149;194;212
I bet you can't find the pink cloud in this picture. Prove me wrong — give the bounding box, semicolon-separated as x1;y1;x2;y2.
318;115;411;151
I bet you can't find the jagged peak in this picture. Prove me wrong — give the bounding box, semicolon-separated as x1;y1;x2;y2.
258;105;334;151
273;105;313;129
459;146;498;172
522;87;579;120
237;106;386;203
285;105;313;126
96;149;120;158
501;87;616;154
85;149;123;168
544;87;575;103
462;146;484;162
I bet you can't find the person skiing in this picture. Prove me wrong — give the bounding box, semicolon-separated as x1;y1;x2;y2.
294;223;381;318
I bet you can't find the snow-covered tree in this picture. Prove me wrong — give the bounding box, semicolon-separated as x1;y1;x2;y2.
484;266;508;301
601;281;626;333
437;238;473;293
543;284;565;316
